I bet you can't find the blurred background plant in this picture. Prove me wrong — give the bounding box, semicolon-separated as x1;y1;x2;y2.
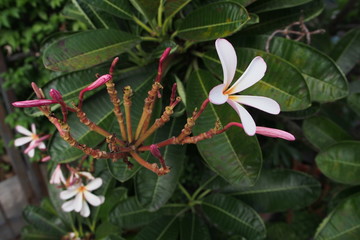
1;0;360;239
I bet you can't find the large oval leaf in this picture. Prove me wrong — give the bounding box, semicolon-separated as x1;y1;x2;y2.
223;169;321;212
303;116;352;151
134;216;180;240
202;47;310;111
316;141;360;184
186;69;262;186
129;0;159;22
87;0;134;20
232;35;349;102
314;193;360;240
164;0;191;19
348;93;360;117
135;118;185;211
176;2;249;42
247;0;313;13
43;29;139;71
180;212;211;240
202;193;266;240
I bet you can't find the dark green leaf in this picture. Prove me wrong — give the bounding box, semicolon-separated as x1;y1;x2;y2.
248;0;313;13
129;0;160;22
95;220;122;239
21;226;60;240
347;93;360;117
87;0;134;20
303;116;352;151
180;212;211;240
316;141;360;184
223;169;321;212
134;216;180;240
202;194;266;240
164;0;191;19
314;193;360;240
177;2;249;42
187;69;262;185
43;29;139;71
202;47;310;111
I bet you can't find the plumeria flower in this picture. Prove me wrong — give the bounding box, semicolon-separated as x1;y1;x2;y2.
14;124;50;157
50;164;66;185
208;38;280;136
60;177;105;217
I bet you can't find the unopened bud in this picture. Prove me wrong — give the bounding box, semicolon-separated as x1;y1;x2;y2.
12;99;57;108
49;89;64;102
79;74;112;101
160;48;171;63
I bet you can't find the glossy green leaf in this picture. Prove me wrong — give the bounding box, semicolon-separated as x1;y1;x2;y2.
47;184;73;226
97;187;127;221
314;193;360;240
134;216;180;240
244;0;323;34
49;65;156;163
23;206;67;237
281;103;320;120
231;0;256;7
21;226;60;240
43;29;139;71
176;2;249;42
202;47;310;111
223;169;321;212
202;193;266;240
87;0;133;20
180;212;211;240
136;118;185;211
233;35;349;102
330;28;360;74
316;141;360;184
348;93;360;117
303;116;352;150
248;0;313;13
164;0;191;19
62;3;91;26
129;0;159;22
186;69;262;185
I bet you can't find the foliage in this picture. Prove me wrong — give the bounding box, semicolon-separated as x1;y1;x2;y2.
12;0;360;239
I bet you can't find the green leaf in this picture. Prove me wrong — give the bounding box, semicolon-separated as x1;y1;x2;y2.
47;184;73;227
314;193;360;240
330;28;360;74
223;169;321;212
303;116;352;151
49;65;156;163
348;93;360;117
202;193;266;240
135;118;185;211
186;69;262;185
43;29;139;71
95;220;122;239
180;212;211;240
316;141;360;184
164;0;191;19
21;226;60;240
233;35;349;102
87;0;134;20
23;206;67;237
202;47;310;111
134;216;180;240
248;0;313;13
129;0;160;22
176;2;249;42
97;187;127;221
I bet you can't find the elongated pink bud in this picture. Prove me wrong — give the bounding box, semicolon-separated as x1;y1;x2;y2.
49;89;63;102
109;57;119;76
255;126;295;141
12;99;57;108
156;48;172;83
160;48;171;63
79;74;112;103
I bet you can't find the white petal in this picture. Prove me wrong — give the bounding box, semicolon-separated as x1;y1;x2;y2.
31;123;36;135
99;196;105;204
80;199;90;217
227;100;256;136
15;125;32;136
208;84;228;105
84;191;102;206
85;178;103;191
27;148;35;158
215;38;237;89
14;137;32;146
60;187;79;200
73;193;83;212
38;142;46;150
230;95;280;114
77;171;94;180
62;200;76;212
227;56;267;94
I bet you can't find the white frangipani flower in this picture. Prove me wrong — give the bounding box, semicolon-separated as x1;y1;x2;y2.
60;177;105;217
208;38;280;136
14;124;47;157
50;164;66;185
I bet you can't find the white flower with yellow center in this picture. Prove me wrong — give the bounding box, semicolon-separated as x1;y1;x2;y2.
14;124;46;157
60;177;104;217
208;38;280;136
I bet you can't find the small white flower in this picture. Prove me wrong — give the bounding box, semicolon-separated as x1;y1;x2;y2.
60;177;105;217
49;164;66;185
14;124;47;157
208;38;280;136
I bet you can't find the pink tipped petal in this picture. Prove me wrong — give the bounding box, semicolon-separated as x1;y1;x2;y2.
60;187;79;200
215;39;237;88
209;84;228;105
227;100;256;136
85;178;103;191
80;200;90;217
73;193;83;212
31;124;36;134
15;125;32;136
256;127;295;141
62;200;76;212
84;191;102;206
230;95;280;114
227;56;267;94
14;137;32;146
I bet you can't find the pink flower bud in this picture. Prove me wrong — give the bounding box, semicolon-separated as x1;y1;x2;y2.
160;48;171;63
79;74;112;102
49;89;63;102
150;144;162;159
12;99;57;108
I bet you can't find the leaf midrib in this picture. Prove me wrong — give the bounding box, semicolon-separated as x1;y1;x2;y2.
232;184;319;195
